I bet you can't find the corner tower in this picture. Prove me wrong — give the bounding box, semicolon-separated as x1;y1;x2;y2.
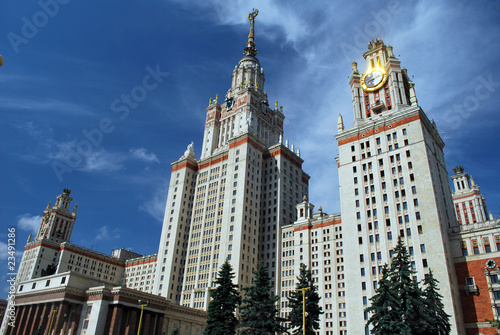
34;188;77;243
336;40;465;334
16;189;77;283
153;10;309;308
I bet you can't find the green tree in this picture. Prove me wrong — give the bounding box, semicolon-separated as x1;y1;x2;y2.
422;269;451;335
171;327;180;335
287;263;323;335
489;319;500;334
365;236;429;335
366;264;400;334
389;236;428;334
239;260;285;335
204;259;241;335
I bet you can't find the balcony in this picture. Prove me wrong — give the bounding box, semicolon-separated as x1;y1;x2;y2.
464;284;479;295
371;101;386;114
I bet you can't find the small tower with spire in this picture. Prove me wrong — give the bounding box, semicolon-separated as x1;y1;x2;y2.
35;188;77;243
451;166;488;224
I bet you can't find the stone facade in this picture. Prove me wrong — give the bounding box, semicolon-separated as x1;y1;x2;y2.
152;13;309;309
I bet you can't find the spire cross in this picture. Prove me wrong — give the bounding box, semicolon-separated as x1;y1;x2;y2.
244;9;259;56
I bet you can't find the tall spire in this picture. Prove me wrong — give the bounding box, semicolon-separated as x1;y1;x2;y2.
244;9;259;56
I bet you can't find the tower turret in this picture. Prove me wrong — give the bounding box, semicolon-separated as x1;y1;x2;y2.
349;39;418;124
200;8;284;160
35;189;77;243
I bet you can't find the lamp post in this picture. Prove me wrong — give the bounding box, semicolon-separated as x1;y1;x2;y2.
296;287;311;335
47;308;58;335
137;299;149;335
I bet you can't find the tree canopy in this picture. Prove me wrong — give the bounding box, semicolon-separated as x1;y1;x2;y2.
287;263;323;335
239;260;285;335
204;259;241;335
365;236;450;335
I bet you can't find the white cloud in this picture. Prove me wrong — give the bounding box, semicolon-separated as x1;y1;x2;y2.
82;150;125;172
95;226;121;241
139;181;169;222
17;214;42;233
130;148;160;163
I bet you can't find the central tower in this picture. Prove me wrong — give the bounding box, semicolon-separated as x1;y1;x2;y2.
153;10;310;309
200;9;284;160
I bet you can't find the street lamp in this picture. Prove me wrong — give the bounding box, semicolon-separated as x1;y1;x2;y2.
137;299;149;335
47;308;58;335
296;287;311;335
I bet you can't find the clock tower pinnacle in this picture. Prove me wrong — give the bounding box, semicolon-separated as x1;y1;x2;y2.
349;39;418;124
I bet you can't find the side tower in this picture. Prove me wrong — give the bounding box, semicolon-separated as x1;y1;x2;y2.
451;166;489;224
153;10;309;309
448;167;500;335
16;189;77;283
335;40;464;334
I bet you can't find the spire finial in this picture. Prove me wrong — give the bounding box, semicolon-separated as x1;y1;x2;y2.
244;9;259;56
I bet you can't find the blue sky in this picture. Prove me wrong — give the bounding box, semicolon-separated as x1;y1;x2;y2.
1;1;499;297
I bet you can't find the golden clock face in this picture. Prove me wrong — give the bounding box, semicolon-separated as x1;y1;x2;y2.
361;68;388;92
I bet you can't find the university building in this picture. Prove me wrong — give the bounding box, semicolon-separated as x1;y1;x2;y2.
2;11;500;335
152;9;309;309
0;190;207;335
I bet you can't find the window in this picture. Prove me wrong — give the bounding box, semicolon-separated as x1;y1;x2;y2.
387;232;393;240
409;247;414;255
473;246;479;255
412;186;417;194
360;254;365;262
420;244;426;252
423;259;428;268
491;275;499;284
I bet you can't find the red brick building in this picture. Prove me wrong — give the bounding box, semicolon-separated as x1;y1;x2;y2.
449;167;500;335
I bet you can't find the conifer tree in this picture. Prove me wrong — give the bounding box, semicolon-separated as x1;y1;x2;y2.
239;260;285;335
204;259;241;335
365;264;400;334
422;269;451;335
389;236;428;334
287;263;323;335
171;327;180;335
365;236;429;334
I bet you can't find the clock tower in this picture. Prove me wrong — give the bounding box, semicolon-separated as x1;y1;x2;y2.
336;40;465;334
349;39;418;123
